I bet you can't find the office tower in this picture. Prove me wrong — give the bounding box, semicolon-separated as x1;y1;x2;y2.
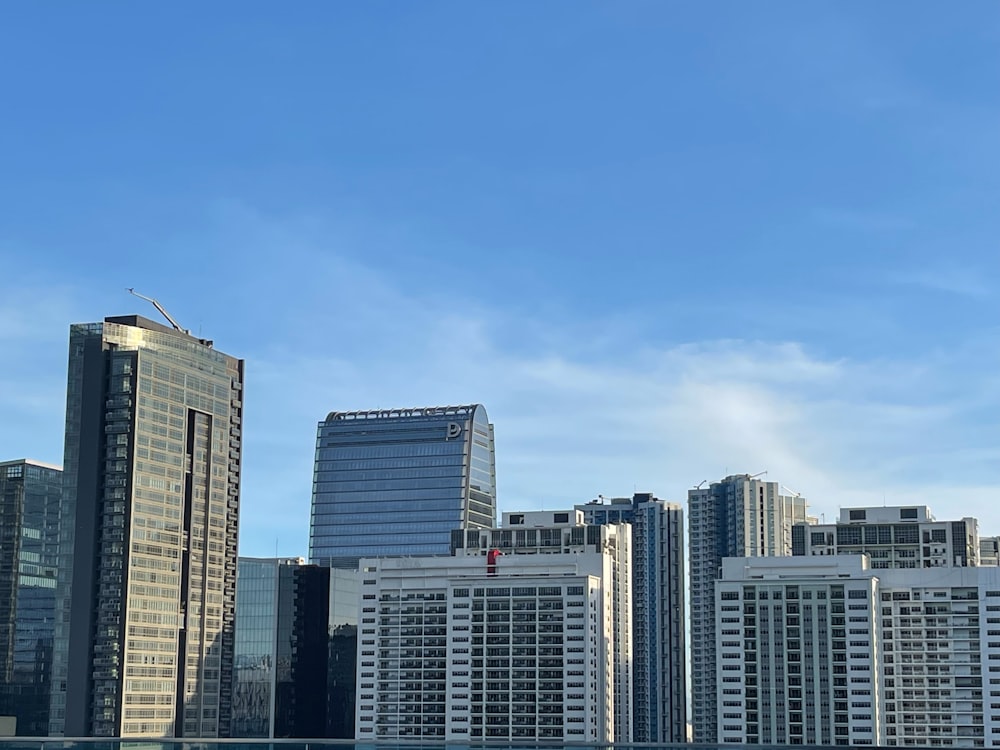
231;558;352;739
688;474;812;743
356;511;632;742
49;315;244;738
980;536;1000;566
716;555;1000;748
793;506;980;568
309;404;496;568
577;494;687;743
0;459;61;736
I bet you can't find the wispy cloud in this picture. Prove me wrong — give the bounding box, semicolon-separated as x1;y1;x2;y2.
231;242;1000;555
891;266;991;298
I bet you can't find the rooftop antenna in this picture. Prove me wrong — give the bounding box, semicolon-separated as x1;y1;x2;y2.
127;288;190;335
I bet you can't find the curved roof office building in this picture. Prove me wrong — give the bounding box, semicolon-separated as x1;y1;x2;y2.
309;404;496;568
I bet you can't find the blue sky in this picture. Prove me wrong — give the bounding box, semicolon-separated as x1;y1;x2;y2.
2;2;999;556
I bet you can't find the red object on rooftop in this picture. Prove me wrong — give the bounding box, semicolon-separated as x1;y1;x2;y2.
487;548;502;576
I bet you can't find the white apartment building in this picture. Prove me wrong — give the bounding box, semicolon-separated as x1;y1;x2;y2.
793;506;980;569
717;556;1000;747
355;511;631;743
716;556;881;746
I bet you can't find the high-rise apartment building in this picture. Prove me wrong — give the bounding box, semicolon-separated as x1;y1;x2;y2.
49;315;244;738
715;556;881;746
310;404;496;568
577;494;687;743
232;557;354;739
793;506;980;568
356;511;632;742
688;474;812;743
0;459;61;736
716;555;1000;747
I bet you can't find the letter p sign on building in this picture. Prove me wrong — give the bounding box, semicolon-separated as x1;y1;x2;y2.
446;422;462;440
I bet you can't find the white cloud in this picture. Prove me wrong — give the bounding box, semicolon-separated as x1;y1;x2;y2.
238;270;1000;555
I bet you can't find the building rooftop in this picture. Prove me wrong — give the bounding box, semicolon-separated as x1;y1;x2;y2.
324;404;482;422
833;505;938;524
104;314;216;347
0;457;62;471
503;509;585;527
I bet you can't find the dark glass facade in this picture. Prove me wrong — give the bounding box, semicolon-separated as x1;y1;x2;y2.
325;568;358;739
231;558;297;738
309;404;496;567
0;459;61;736
50;315;243;738
231;559;357;739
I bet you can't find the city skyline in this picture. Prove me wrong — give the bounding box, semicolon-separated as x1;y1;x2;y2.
3;2;1000;559
5;308;1000;559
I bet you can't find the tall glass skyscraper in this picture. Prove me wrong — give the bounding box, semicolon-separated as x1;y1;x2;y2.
0;459;61;736
49;315;244;738
309;404;496;567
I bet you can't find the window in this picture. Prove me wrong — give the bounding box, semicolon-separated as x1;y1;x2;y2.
849;510;867;521
837;527;862;545
894;525;919;544
553;512;569;523
899;508;918;520
508;514;524;525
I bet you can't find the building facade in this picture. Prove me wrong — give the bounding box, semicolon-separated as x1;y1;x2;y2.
793;506;980;568
0;459;61;736
577;494;687;743
325;567;360;739
355;512;632;742
981;537;1000;566
232;558;300;738
49;315;244;737
231;558;353;739
717;556;1000;748
715;556;881;746
310;404;496;568
688;474;812;743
